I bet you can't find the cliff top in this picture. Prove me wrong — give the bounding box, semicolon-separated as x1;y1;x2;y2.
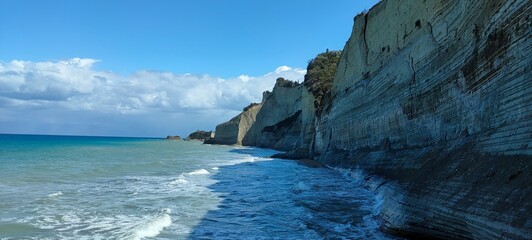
243;103;260;112
275;77;300;88
186;130;213;141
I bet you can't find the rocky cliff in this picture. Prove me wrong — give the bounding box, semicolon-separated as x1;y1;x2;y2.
242;78;303;150
311;1;531;238
207;0;531;238
205;103;261;145
208;78;303;149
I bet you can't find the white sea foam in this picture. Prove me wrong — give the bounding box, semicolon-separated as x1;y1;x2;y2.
169;177;189;185
186;169;209;175
47;191;63;198
28;208;175;240
132;209;172;240
2;138;395;239
223;156;260;166
331;167;391;238
291;181;311;194
333;167;367;185
372;193;385;216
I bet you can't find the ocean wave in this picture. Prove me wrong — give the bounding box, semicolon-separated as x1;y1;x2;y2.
25;207;176;240
291;181;311;194
329;167;393;239
169;177;189;185
47;191;63;198
186;169;210;175
131;209;172;240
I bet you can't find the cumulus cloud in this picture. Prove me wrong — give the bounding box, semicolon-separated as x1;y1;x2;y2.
274;65;292;74
0;58;306;137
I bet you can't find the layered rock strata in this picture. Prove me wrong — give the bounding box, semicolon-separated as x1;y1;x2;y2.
205;103;261;145
206;0;531;238
208;78;304;149
242;78;303;150
309;1;532;238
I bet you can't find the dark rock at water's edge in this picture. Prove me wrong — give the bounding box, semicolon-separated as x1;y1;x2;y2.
202;137;216;145
205;0;532;239
270;148;310;160
165;135;182;140
270;154;325;168
186;130;214;141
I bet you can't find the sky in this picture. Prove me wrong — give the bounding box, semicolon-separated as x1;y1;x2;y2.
0;0;379;137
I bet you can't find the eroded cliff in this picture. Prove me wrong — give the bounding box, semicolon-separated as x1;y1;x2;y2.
312;0;531;239
205;103;261;145
209;78;304;149
242;78;303;150
206;0;531;238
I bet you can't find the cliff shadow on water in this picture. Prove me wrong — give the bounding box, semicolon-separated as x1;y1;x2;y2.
187;148;402;239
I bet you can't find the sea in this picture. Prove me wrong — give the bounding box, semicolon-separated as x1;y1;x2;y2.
0;134;398;240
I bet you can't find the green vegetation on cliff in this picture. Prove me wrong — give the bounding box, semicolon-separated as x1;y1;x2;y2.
303;50;342;115
243;103;260;112
186;130;213;141
275;77;300;88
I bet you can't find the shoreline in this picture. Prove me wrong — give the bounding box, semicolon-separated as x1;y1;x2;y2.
200;0;531;238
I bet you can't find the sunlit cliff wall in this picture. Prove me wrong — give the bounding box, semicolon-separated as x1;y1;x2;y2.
313;0;531;238
207;0;531;238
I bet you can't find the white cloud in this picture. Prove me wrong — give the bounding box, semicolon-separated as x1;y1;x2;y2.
0;58;98;101
238;75;252;82
274;65;293;74
0;58;307;137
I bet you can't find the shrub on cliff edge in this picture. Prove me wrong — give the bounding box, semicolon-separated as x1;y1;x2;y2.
303;50;342;115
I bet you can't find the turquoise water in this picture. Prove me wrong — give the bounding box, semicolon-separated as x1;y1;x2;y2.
0;134;396;239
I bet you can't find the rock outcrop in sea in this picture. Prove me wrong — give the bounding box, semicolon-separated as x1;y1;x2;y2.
186;130;214;141
206;0;531;238
165;135;182;140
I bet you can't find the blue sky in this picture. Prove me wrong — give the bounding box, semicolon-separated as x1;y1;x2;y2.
0;0;378;137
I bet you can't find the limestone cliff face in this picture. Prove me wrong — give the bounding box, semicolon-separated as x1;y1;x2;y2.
242;78;303;150
207;0;531;238
312;0;531;239
206;104;261;145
